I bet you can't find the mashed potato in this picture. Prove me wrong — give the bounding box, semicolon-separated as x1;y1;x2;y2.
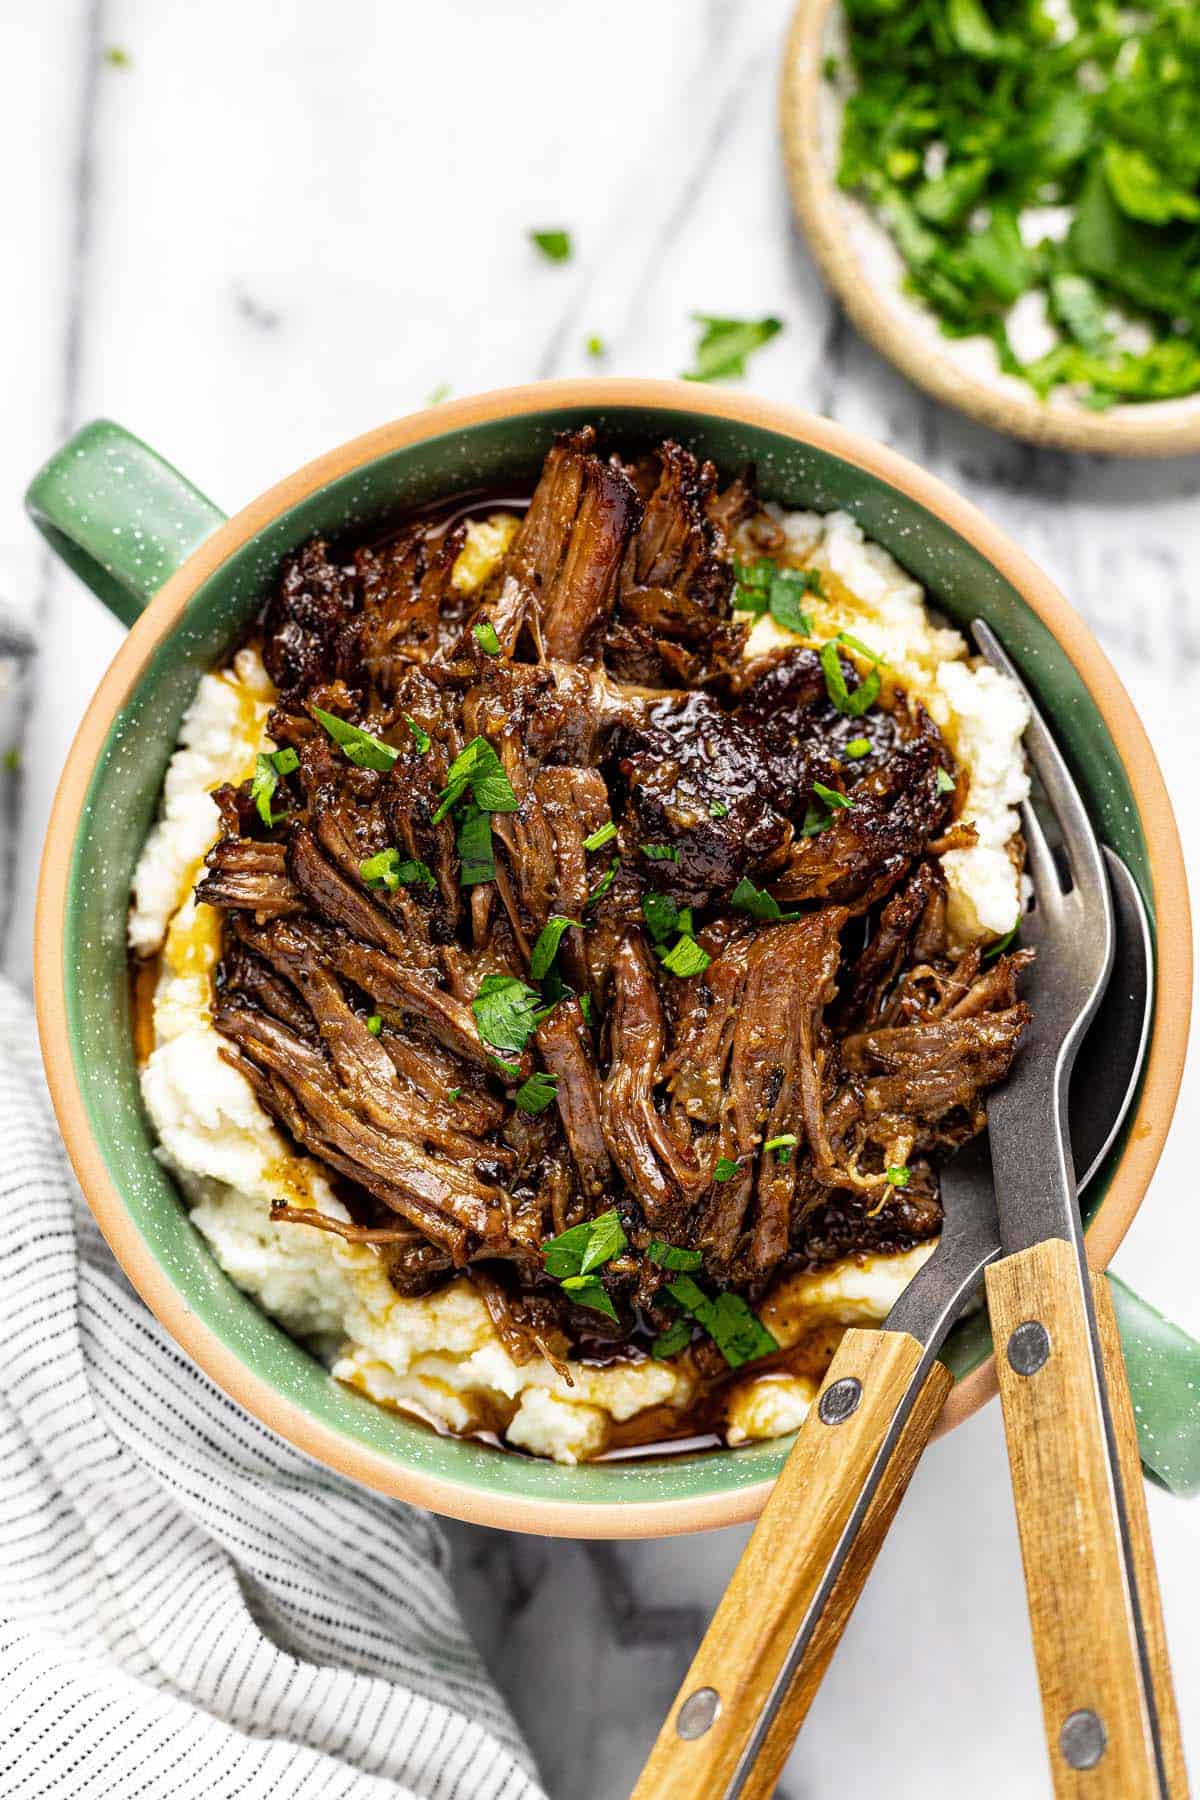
131;510;1027;1463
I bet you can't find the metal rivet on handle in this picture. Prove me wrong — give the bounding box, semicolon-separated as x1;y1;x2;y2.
1060;1709;1107;1770
676;1688;721;1739
1007;1320;1051;1377
819;1377;863;1426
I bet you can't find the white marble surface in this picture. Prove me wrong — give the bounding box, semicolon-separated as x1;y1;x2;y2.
4;3;1199;1794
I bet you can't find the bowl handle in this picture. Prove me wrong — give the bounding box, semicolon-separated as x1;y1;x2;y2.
25;419;226;627
1110;1274;1200;1498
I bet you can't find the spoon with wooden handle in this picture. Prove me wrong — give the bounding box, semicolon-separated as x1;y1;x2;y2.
631;833;1165;1800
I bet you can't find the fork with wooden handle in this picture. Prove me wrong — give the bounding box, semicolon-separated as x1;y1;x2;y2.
973;621;1187;1800
630;1135;1001;1800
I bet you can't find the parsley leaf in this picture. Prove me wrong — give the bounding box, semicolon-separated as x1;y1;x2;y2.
665;1274;777;1369
648;1241;704;1272
583;820;617;852
640;842;680;864
312;707;399;772
713;1156;741;1183
811;780;853;812
543;1209;627;1279
820;639;881;717
432;736;519;824
365;1014;382;1035
709;799;729;819
936;767;957;795
359;848;435;889
472;973;548;1055
886;1164;911;1187
651;1319;693;1360
514;1069;560;1116
530;228;572;262
729;876;795;923
473;621;502;655
845;736;871;760
404;714;431;754
530;915;580;982
660;935;710;979
250;746;299;827
683;314;784;382
456;804;495;886
768;566;819;636
642;892;691;948
584;856;620;910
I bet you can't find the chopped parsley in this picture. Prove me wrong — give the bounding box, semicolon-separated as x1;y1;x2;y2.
936;767;957;795
709;799;729;819
836;0;1200;405
648;1240;704;1272
651;1319;693;1360
530;228;573;262
404;714;431;754
365;1014;382;1036
665;1274;777;1369
584;856;620;910
713;1156;741;1183
250;745;299;827
660;934;711;979
811;780;853;812
542;1209;627;1317
640;842;680;864
311;707;399;771
683;314;784;382
456;804;495;887
732;556;820;631
446;1086;462;1102
730;876;797;923
763;1133;798;1165
886;1164;911;1187
432;735;519;824
529;914;580;982
472;973;549;1056
820;638;882;718
514;1069;560;1116
641;892;692;948
582;820;617;852
473;621;502;655
984;919;1021;961
359;848;435;889
845;736;871;760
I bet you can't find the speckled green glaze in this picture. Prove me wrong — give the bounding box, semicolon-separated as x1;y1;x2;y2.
28;407;1200;1504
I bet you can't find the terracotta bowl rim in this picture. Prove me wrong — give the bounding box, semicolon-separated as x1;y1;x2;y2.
34;377;1192;1538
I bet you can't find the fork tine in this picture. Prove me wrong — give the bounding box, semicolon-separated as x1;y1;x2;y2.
1017;795;1060;906
971;619;1110;920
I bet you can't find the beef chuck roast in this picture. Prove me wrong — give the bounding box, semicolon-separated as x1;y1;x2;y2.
191;425;1031;1383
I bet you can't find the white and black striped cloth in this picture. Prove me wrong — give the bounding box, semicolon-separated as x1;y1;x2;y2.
0;980;545;1799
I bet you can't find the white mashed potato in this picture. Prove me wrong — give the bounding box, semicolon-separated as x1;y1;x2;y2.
131;509;1027;1463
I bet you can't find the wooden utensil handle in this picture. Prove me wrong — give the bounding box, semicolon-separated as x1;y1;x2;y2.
987;1239;1188;1800
630;1328;952;1800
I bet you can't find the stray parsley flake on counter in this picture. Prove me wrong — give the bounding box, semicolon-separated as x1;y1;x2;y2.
683;314;784;382
836;0;1200;405
665;1274;777;1370
530;228;572;263
312;707;399;771
586;334;606;358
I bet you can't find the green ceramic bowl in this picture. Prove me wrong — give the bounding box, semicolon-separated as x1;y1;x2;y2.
27;381;1198;1534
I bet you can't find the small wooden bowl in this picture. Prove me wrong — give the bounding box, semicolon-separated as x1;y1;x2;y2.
781;0;1200;456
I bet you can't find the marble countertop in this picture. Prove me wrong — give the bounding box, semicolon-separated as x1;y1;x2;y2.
5;3;1198;1794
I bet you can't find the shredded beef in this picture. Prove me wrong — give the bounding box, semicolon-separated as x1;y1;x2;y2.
190;425;1031;1376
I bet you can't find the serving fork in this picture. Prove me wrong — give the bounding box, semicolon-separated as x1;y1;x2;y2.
632;621;1186;1800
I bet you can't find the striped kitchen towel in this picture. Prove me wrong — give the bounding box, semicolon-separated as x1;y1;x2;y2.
0;978;544;1800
